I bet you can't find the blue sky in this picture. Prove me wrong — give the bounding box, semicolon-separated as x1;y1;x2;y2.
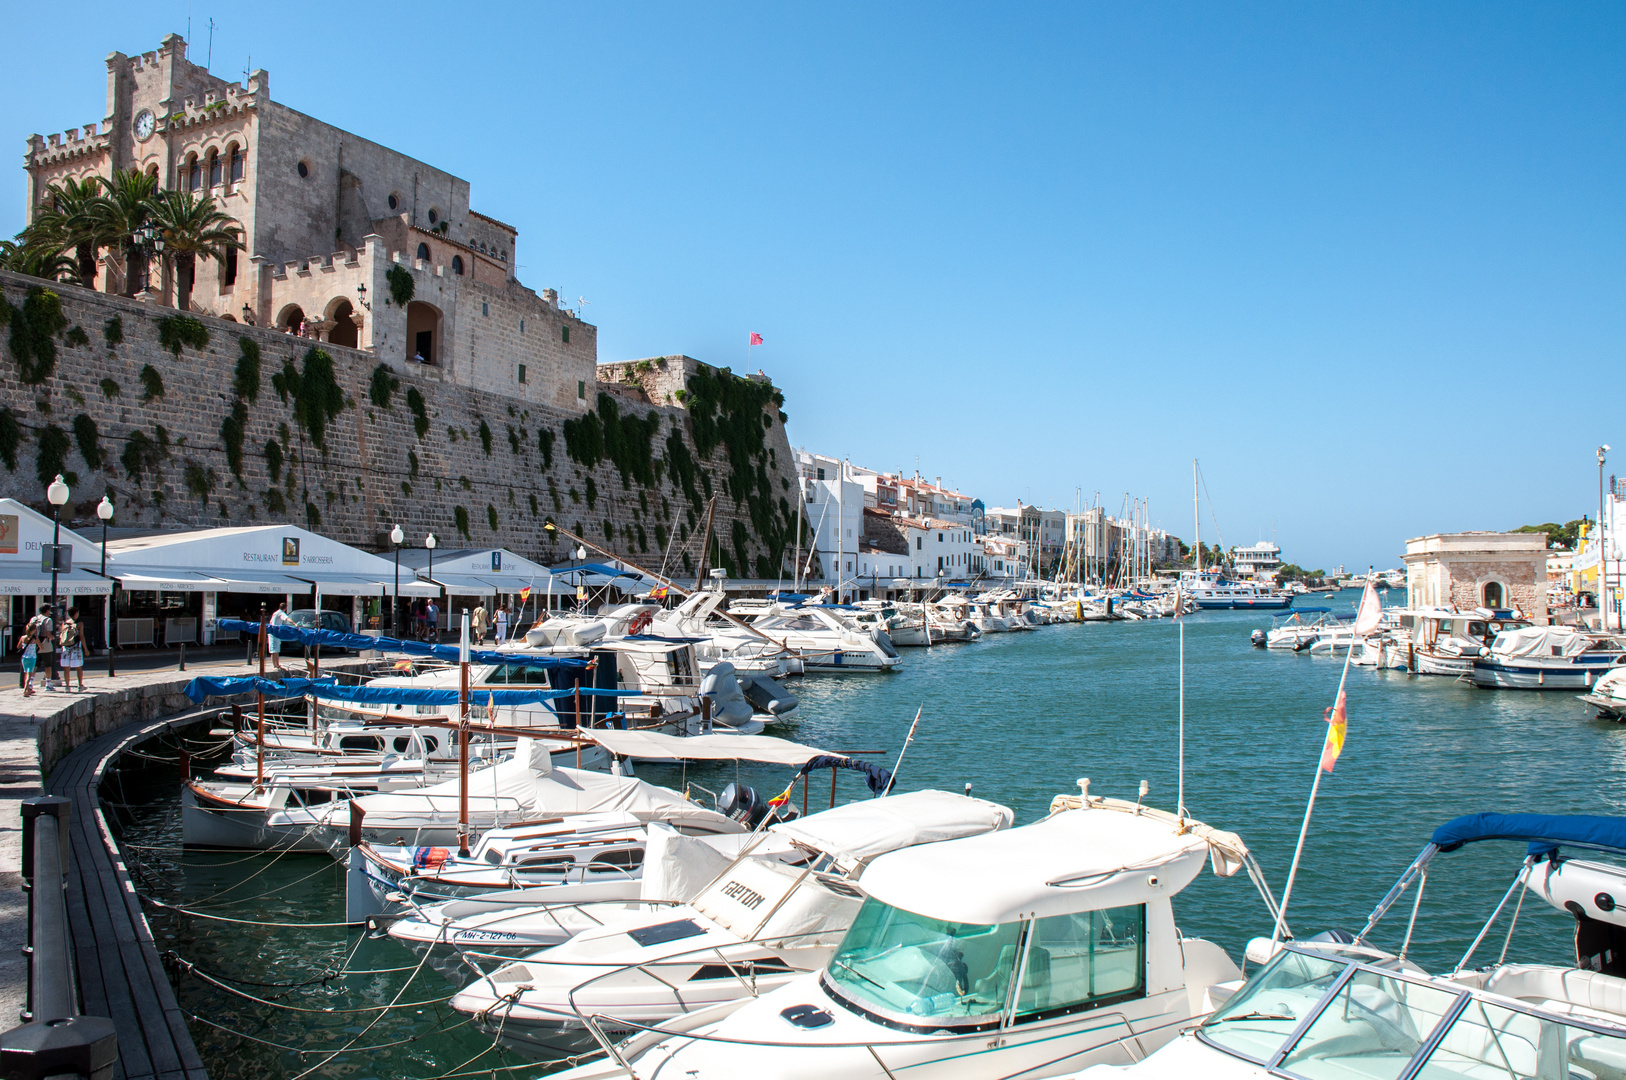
5;3;1622;570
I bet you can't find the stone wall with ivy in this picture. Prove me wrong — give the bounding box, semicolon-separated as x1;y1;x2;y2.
0;269;803;578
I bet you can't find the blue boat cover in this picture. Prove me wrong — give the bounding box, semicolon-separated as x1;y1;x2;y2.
795;754;894;797
1431;812;1626;857
216;619;587;670
549;562;644;580
183;675;619;707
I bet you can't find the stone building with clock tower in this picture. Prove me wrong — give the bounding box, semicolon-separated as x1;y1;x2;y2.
23;33;595;411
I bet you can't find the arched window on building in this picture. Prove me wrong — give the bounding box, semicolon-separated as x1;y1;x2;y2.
416;243;430;262
186;154;201;191
451;255;464;275
1483;582;1505;609
229;143;243;182
208;149;222;188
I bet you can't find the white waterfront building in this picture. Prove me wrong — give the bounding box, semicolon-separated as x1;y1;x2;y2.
1231;541;1283;580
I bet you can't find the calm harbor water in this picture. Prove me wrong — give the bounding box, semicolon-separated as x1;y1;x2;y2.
111;590;1626;1079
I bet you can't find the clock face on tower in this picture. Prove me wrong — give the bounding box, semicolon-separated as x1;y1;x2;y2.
132;109;155;141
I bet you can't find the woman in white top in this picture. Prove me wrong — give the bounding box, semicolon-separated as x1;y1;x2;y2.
494;603;510;643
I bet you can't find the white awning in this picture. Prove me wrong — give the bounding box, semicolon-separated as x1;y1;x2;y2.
426;573;572;595
114;569;306;594
294;571;437;597
429;573;501;595
0;564;113;597
584;730;831;765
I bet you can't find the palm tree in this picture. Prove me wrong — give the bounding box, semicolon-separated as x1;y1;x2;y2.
90;169;159;296
0;237;78;282
30;176;109;288
148;189;242;312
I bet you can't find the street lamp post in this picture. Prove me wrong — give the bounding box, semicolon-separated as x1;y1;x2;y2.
97;495;114;677
46;473;69;623
425;532;438;642
390;524;404;637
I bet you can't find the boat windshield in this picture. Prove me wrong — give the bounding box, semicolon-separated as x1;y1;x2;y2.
823;898;1021;1028
1201;947;1626;1079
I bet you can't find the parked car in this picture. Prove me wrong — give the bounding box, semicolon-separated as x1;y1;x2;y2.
287;609;354;635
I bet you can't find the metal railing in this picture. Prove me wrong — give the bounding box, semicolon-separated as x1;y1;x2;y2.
0;797;118;1080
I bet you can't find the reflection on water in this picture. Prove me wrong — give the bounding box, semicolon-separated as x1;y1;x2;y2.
111;602;1626;1078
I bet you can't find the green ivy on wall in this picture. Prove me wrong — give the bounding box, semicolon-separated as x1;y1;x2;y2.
405;387;429;440
0;408;18;470
235;338;262;401
99;377;120;399
387;264;414;307
454;505;470;540
121;429;167;485
139;364;165;402
272;347;346;451
487;504;499;531
478;419;493;456
263;439;283;482
156;314;209;357
71;414;103;470
64;326;89;348
538;428;555;469
584;475;598;510
369;363;398;410
103;315;123;346
35;424;74;489
221;399;248;482
5;287;68;385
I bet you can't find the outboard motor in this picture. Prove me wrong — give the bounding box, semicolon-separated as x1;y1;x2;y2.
1251;629;1267;648
717;783;799;828
699;662;755;727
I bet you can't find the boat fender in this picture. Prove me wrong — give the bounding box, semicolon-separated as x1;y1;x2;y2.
1531;858;1626;929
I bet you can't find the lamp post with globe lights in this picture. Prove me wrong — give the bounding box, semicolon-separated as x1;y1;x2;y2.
97;495;114;676
390;524;404;637
46;474;70;624
426;533;438;642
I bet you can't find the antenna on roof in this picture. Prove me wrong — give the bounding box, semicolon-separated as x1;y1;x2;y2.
576;295;591;319
206;18;215;70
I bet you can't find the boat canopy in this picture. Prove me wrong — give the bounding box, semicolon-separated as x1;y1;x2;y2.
1432;812;1626;858
1489;626;1593;658
583;729;832;766
769;790;1013;871
857;804;1220;924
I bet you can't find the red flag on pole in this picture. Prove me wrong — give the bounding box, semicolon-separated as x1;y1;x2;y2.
749;332;763;346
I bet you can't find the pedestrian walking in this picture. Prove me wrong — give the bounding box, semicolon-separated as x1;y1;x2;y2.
472;602;489;643
268;602;291;673
426;599;439;643
58;609;86;691
494;603;510;643
18;627;38;697
33;609;55;691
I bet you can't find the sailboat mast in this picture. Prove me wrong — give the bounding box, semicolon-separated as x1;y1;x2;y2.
1193;459;1202;573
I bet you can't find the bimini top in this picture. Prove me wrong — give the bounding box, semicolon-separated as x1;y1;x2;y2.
769;790;1014;872
858;799;1245;924
1432;812;1626;858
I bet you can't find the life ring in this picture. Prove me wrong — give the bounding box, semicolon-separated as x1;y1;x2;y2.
627;609;654;635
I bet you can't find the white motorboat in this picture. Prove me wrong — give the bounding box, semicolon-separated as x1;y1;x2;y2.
1264;609;1335;651
1580;666;1626;719
550;783;1271;1080
730;602;903;672
449;789;1015;1057
1470;626;1626;689
1069;811;1626;1080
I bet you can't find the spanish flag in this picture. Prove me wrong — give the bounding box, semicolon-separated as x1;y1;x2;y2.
650;586;669;600
394;660;414;672
1319;690;1348;773
766;778;797;809
520;586;532;602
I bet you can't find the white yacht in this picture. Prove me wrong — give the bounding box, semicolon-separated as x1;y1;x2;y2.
1181;571;1293;611
1070;812;1626;1080
448;790;1015;1057
550;784;1271;1080
729;601;903;672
